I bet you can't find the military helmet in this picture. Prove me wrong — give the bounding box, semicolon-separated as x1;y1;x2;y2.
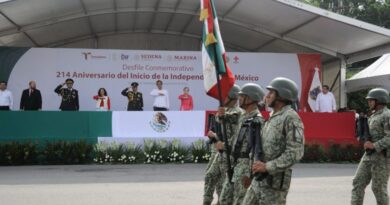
238;83;265;102
366;88;390;104
266;77;298;102
228;84;240;99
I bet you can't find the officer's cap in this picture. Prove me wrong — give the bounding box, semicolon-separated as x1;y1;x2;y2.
131;82;139;87
65;78;74;84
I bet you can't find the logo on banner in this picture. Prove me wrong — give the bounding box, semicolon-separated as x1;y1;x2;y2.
226;56;239;64
149;112;170;132
309;86;321;100
121;54;129;60
81;52;108;60
233;56;239;64
174;55;197;61
134;54;162;61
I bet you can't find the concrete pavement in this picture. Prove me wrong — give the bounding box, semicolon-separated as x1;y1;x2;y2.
0;163;383;205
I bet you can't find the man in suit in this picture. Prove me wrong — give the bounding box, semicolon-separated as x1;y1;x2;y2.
20;81;42;111
121;82;143;111
54;78;79;111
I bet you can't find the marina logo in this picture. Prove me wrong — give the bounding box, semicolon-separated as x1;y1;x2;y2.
173;55;197;61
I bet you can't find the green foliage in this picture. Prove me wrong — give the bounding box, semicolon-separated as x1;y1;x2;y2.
301;144;328;162
347;89;370;112
94;142;144;164
301;142;364;163
300;0;390;28
0;142;39;165
43;140;94;164
168;139;189;164
0;139;364;165
0;140;94;165
143;139;168;164
191;139;211;163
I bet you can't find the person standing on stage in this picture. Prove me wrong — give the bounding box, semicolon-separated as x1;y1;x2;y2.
54;78;79;111
20;80;42;111
93;88;110;111
0;81;13;111
150;80;169;111
121;82;143;111
178;86;193;111
315;85;336;113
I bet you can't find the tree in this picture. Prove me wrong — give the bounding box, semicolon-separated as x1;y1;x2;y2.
300;0;390;28
300;0;390;112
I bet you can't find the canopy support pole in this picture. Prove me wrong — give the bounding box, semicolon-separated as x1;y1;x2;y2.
339;57;347;109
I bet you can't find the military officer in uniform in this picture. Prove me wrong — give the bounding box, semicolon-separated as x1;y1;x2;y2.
54;78;79;111
219;83;265;205
242;77;304;205
203;84;243;205
351;88;390;205
121;82;143;111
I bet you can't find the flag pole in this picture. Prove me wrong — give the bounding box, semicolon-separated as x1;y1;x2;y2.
212;43;234;183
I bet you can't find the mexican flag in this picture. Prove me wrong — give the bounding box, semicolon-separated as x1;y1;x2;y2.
200;0;235;101
308;66;321;112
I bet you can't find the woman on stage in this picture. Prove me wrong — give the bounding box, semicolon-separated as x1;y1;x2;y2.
178;87;193;111
93;88;110;111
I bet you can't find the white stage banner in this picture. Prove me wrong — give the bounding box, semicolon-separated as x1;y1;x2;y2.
4;48;322;111
112;111;206;138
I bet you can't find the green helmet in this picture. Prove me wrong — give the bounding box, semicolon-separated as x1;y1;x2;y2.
238;83;265;102
366;88;390;104
228;84;240;99
266;77;298;102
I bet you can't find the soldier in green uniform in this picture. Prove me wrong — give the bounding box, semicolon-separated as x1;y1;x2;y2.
351;88;390;205
203;84;243;205
121;82;143;111
54;78;79;111
219;83;265;205
242;77;304;205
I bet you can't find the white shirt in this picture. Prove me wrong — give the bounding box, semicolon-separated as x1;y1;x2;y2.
315;92;336;113
150;89;169;109
0;89;13;109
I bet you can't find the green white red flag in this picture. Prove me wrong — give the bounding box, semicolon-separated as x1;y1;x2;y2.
200;0;235;101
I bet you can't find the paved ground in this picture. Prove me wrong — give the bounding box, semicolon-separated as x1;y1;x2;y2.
0;163;383;205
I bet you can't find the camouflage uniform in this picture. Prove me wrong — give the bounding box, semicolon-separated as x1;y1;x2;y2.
351;107;390;205
243;105;304;205
219;109;264;205
203;106;243;205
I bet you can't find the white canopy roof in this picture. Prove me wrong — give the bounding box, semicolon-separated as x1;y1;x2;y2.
346;54;390;92
0;0;389;63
